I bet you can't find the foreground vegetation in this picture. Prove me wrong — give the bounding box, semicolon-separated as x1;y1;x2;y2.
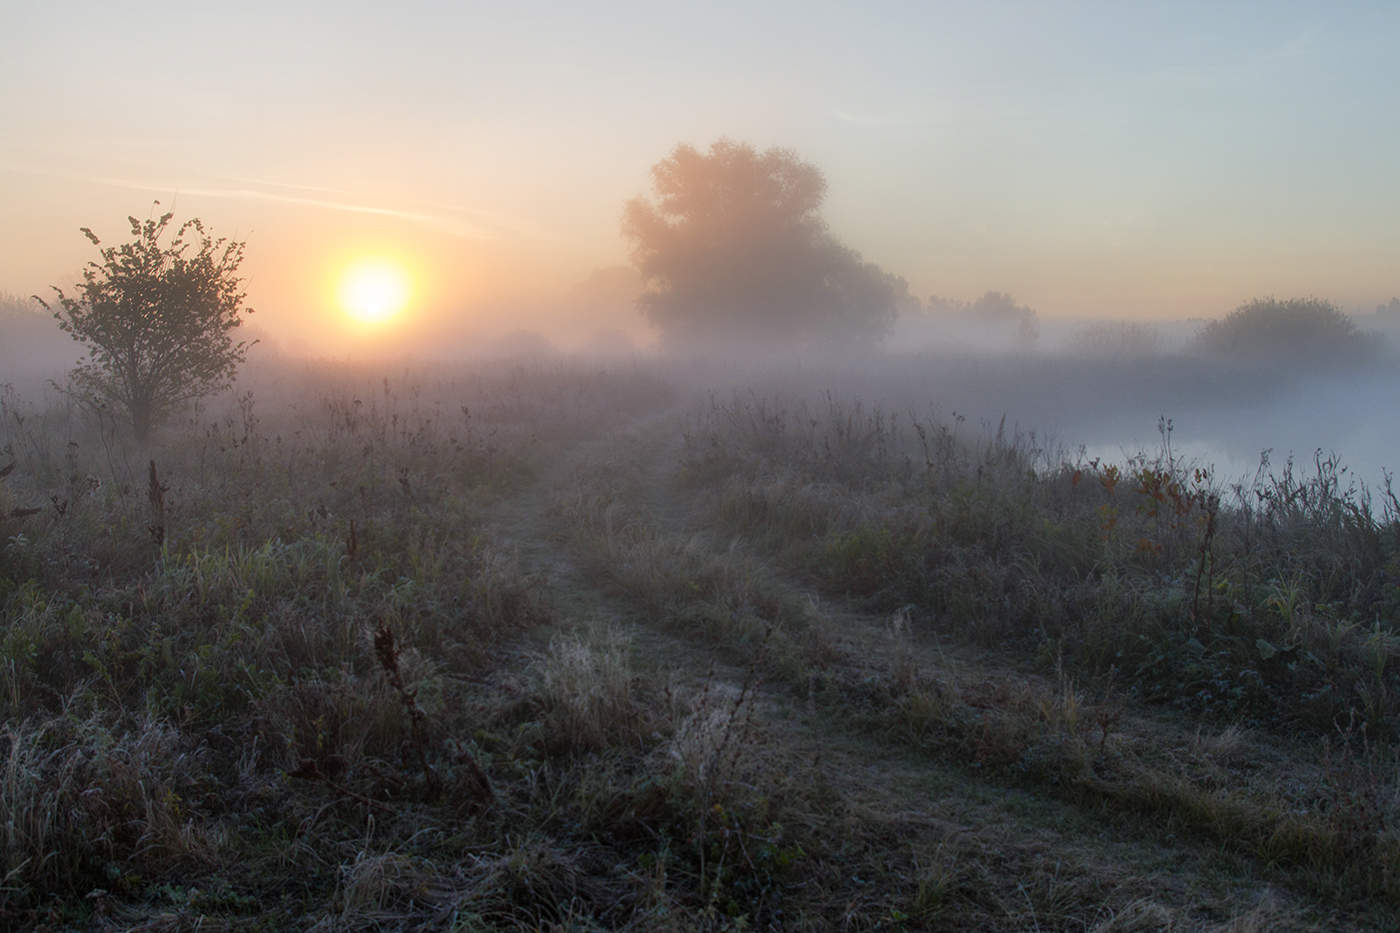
1;357;1397;930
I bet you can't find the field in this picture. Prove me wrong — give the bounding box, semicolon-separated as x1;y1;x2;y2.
2;355;1398;931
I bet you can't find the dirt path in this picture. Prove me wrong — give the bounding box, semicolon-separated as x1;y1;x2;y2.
472;404;1354;930
478;406;688;635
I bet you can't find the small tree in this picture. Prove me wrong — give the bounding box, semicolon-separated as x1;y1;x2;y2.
38;211;254;441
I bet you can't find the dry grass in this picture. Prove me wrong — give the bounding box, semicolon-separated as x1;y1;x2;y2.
1;713;221;908
535;625;660;755
0;359;1396;928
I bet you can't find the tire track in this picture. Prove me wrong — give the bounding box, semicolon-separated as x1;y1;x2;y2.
476;407;1335;929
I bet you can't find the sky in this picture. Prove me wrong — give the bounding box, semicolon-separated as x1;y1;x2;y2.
3;1;1398;355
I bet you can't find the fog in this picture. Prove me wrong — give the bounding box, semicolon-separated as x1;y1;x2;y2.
6;282;1398;496
6;132;1397;490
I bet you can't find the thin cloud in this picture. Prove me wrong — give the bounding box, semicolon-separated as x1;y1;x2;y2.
221;175;363;197
171;185;495;238
0;164;502;239
217;174;550;240
107;178;496;239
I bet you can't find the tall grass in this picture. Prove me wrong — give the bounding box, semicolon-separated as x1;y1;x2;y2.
681;395;1400;737
3;357;1398;928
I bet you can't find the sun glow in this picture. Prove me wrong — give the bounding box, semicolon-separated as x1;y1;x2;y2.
339;260;410;325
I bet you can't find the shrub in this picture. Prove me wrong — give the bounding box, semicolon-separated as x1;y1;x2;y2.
1193;296;1368;364
38;212;254;442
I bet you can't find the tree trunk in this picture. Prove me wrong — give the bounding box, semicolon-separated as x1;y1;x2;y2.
131;401;154;444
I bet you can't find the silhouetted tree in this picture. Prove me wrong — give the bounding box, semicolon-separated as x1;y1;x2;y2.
926;290;1039;350
623;140;904;349
37;211;254;442
968;291;1038;349
1193;297;1366;364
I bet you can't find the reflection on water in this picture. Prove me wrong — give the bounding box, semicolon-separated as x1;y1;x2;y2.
857;352;1400;494
1070;372;1397;492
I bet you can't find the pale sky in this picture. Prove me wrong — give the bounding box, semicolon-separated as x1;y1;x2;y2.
3;1;1397;354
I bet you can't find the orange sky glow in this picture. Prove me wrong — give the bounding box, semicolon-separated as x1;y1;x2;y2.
3;3;1398;357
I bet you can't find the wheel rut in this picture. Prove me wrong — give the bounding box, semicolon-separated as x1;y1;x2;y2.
471;407;1313;928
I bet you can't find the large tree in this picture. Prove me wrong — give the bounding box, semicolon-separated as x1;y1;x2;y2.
38;211;254;442
623;140;904;349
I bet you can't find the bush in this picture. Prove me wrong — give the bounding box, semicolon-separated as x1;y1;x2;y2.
39;212;254;442
1193;296;1369;364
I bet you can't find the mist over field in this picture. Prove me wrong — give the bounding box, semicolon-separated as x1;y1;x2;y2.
7;261;1400;930
7;3;1400;929
8;285;1398;488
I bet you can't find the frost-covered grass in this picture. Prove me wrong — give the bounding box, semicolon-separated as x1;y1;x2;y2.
1;357;1397;929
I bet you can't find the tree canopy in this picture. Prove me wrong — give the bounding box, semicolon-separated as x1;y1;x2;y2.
1193;296;1367;364
623;140;904;350
38;210;254;441
925;291;1040;351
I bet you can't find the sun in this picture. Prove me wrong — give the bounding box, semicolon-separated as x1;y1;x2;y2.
339;259;410;325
